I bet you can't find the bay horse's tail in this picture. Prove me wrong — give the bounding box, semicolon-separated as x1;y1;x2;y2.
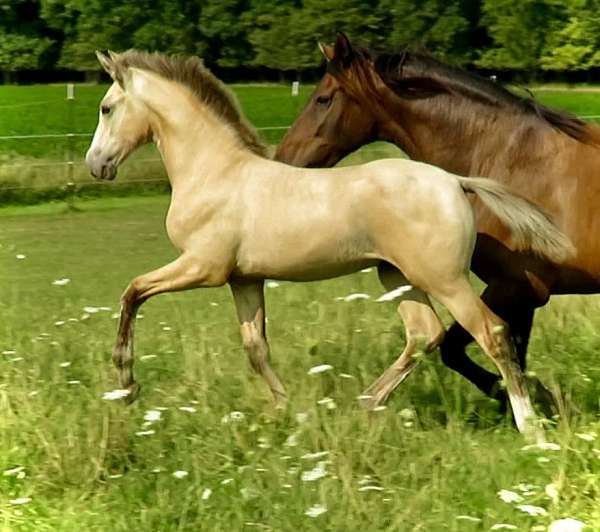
458;177;575;263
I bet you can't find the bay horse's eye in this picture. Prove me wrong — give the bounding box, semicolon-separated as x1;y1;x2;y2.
315;95;331;106
101;105;111;115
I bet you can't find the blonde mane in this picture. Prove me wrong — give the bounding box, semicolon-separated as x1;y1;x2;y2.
114;50;267;157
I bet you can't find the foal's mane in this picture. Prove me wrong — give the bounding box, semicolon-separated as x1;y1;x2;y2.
334;46;598;144
115;50;267;156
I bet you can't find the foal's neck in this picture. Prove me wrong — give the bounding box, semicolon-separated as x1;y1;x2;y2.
143;77;251;190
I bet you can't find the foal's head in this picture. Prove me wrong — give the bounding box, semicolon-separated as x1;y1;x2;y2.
275;34;378;168
86;51;152;180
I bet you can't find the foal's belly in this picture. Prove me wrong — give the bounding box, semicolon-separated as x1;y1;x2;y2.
233;238;380;282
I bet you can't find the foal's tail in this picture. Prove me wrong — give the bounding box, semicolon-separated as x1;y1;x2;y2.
458;177;575;263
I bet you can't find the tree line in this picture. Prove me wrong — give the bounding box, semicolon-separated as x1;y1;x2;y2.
1;0;599;78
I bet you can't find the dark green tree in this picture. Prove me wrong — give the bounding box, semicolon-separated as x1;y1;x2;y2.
0;0;52;80
477;0;567;71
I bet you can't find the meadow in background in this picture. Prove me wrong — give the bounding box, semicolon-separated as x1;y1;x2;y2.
0;86;599;530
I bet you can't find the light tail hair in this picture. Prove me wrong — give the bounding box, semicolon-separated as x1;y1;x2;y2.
459;177;575;263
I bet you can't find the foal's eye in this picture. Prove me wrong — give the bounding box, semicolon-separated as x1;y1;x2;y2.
101;105;111;115
315;95;331;106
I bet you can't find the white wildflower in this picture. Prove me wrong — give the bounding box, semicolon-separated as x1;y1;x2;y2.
301;451;329;460
3;466;25;477
339;373;355;379
376;285;412;302
221;478;234;485
356;394;373;401
15;254;26;260
140;354;157;361
102;389;130;400
135;430;155;436
221;411;245;424
172;470;189;479
59;362;71;368
548;518;586;532
545;483;559;502
317;397;336;409
295;412;308;424
83;306;100;313
284;433;298;447
308;364;333;375
178;406;196;413
336;293;370;302
9;497;31;505
497;489;523;504
516;505;547;516
360;267;373;273
54;321;65;326
301;461;328;482
490;525;517;530
144;410;162;422
372;405;387;412
266;281;280;288
575;432;596;442
201;488;212;500
305;503;327;518
358;485;384;492
52;278;70;286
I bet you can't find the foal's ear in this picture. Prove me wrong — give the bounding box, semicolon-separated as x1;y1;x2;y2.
96;50;127;88
334;32;354;64
318;42;335;62
96;50;116;78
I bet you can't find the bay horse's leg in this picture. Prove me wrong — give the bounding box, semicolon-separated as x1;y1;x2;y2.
113;254;225;403
361;263;445;409
229;281;287;407
430;278;544;442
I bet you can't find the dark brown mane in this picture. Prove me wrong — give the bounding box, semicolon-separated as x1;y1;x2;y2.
330;46;596;144
115;50;267;156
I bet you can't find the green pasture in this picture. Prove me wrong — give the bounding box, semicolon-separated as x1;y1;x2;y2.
1;83;600;204
0;195;599;531
0;85;599;530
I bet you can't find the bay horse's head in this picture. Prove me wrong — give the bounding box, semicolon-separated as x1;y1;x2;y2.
86;51;152;180
275;33;378;168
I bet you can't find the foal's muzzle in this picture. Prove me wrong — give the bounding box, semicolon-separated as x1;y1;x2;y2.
85;149;118;180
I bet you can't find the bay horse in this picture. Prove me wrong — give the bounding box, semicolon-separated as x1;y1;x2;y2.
276;33;600;411
86;50;572;440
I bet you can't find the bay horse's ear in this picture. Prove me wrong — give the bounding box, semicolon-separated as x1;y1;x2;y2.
334;32;354;64
318;42;334;62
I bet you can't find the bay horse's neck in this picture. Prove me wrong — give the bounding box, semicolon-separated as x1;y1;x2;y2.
375;90;565;179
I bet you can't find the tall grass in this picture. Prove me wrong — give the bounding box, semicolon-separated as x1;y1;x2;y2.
0;196;598;531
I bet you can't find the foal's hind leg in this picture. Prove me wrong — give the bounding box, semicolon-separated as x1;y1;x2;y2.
230;281;287;406
361;264;445;409
430;278;543;442
113;254;226;403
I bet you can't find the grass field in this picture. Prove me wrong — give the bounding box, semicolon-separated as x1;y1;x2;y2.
1;83;600;203
0;83;599;530
0;195;599;531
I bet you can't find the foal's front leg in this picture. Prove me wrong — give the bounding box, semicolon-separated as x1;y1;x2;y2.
229;281;287;406
114;253;225;403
